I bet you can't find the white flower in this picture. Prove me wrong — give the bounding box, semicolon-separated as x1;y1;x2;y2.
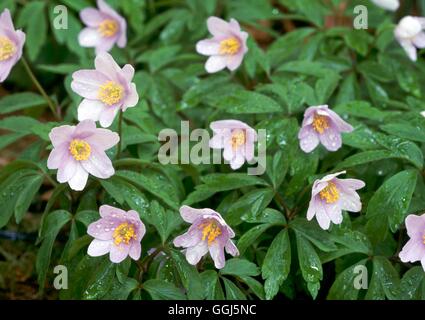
394;16;425;61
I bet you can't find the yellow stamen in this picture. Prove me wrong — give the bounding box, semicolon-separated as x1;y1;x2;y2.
319;182;340;204
98;19;119;37
219;37;240;55
0;36;16;61
98;81;124;106
69;139;91;161
230;130;246;151
199;220;222;245
312;115;329;134
423;234;425;245
113;222;137;246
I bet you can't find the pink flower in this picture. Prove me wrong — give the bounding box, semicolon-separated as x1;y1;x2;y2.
71;52;139;128
307;171;365;230
394;16;425;62
173;206;239;269
399;214;425;270
0;9;25;82
47;120;119;191
196;16;248;73
209;120;257;170
298;105;353;153
78;0;126;54
87;205;146;263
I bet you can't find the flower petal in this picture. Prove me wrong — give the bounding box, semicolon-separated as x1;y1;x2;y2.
86;128;120;151
87;218;117;240
129;242;141;260
413;32;425;48
225;240;239;257
99;106;119;128
47;145;68;169
57;157;78;183
80;8;105;27
399;238;425;263
196;39;220;56
209;241;226;269
319;126;342;152
49;125;74;148
77;99;105;122
78;27;102;48
81;149;114;179
123;83;139;109
68;163;89;191
87;239;111;257
207;16;231;37
298;125;320;153
71;70;108;99
226;52;244;71
185;241;208;265
205;55;227;73
109;243;130;263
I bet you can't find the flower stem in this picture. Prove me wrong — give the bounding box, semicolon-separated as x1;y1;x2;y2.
21;57;59;120
116;112;123;159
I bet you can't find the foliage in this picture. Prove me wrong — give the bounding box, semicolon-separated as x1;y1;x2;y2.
1;0;425;300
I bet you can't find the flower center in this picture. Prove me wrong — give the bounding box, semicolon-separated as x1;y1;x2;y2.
113;222;137;246
230;130;246;151
0;36;16;61
319;182;340;204
98;81;124;106
69;139;91;161
199;220;222;245
98;19;119;37
312;115;329;134
219;37;240;55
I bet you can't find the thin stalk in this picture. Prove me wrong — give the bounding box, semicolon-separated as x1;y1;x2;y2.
21;57;59;120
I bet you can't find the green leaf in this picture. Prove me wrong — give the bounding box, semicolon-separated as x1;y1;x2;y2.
0;170;40;228
0;93;46;114
334;100;391;122
398;266;425;300
137;45;182;72
239;276;265;300
36;210;72;291
226;188;275;225
14;174;43;223
143;279;186;300
0;116;41;134
295;233;323;299
290;218;337;252
237;224;275;255
220;258;260;277
216;90;282;114
371;256;400;300
146;201;182;243
380;120;425;143
343;29;372;56
201;270;225;300
117;170;180;210
222;278;246;300
315;72;340;104
327;259;367;300
262;229;291;300
25;1;47;61
184;173;268;205
266;150;289;189
169;249;203;300
277;60;333;77
367;169;418;232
